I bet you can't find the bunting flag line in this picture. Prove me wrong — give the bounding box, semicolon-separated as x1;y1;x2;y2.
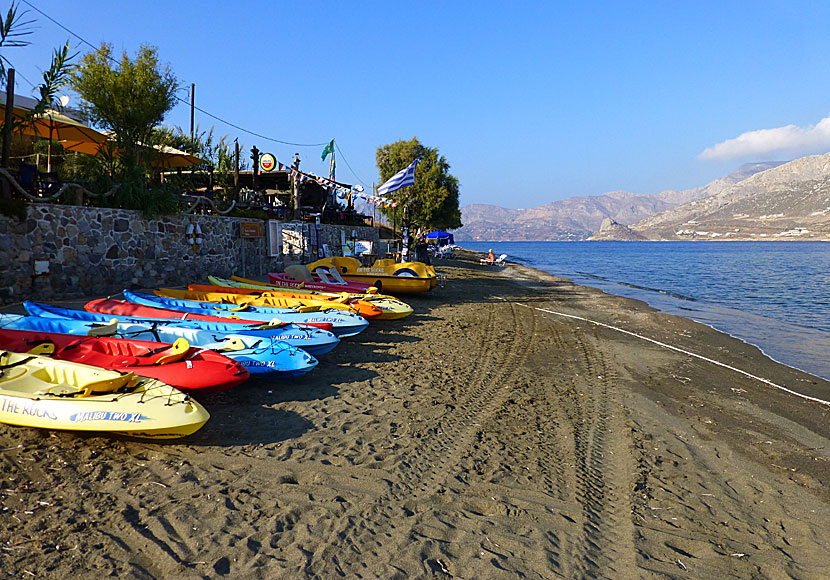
259;152;408;207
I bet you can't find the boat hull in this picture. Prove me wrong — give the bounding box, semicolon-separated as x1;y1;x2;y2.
0;352;209;438
0;314;318;378
214;276;414;320
0;329;249;392
24;302;339;357
306;257;437;294
122;291;369;338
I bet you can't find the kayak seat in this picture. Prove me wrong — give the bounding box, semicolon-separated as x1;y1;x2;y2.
26;342;56;356
77;372;136;397
285;264;313;282
154;338;191;365
33;367;135;397
214;337;248;353
87;320;119;337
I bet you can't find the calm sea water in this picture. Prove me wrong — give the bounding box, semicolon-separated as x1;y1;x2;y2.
462;241;830;380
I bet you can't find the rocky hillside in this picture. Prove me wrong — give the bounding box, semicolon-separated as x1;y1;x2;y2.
588;218;648;241
455;162;782;241
631;155;830;240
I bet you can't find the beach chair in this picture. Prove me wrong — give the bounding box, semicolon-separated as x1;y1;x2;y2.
481;253;507;266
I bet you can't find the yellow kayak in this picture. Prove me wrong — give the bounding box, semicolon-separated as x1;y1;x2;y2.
155;287;383;319
306;257;438;295
213;275;414;320
0;351;209;439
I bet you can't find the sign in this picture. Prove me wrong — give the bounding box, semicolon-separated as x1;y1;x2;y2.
240;222;264;238
355;240;373;255
259;153;276;172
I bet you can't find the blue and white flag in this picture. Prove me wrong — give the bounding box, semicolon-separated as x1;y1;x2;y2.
377;159;417;196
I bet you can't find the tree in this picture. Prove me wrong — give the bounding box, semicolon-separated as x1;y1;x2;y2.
70;44;178;170
0;2;34;84
376;137;462;236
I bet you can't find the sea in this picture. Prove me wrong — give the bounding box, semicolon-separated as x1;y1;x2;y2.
461;241;830;380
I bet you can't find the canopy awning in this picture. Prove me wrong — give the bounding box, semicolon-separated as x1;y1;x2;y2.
424;230;455;244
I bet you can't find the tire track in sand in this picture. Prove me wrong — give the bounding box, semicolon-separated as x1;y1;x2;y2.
305;300;538;577
564;328;636;579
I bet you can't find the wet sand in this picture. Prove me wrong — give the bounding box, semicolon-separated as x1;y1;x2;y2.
1;251;829;579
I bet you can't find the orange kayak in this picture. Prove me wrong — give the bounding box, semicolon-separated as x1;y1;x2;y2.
180;285;383;319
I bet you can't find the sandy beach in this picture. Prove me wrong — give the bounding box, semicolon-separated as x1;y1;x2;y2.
1;251;829;579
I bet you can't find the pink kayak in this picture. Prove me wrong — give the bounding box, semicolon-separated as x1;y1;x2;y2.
268;272;375;293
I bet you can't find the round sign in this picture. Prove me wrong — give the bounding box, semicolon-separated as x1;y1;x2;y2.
260;153;276;172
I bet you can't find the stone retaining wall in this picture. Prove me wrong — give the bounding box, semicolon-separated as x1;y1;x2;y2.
0;203;379;305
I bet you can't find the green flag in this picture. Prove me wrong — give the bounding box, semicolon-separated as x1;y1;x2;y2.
321;139;334;161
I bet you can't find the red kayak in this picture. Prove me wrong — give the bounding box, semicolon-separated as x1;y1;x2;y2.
0;329;249;392
84;298;334;333
268;272;375;293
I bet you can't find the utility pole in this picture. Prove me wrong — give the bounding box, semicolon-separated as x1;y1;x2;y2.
190;83;195;144
292;152;301;220
233;139;239;200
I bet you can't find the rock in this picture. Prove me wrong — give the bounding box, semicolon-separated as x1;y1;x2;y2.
588;218;649;241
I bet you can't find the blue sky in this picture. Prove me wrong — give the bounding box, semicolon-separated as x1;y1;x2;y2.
6;0;830;208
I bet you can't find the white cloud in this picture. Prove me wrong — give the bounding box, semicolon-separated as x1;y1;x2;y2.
699;115;830;160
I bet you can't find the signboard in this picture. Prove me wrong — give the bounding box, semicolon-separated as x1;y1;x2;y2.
259;153;276;172
355;240;373;255
240;222;264;238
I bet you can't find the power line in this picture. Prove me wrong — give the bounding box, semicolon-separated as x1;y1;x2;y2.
335;141;370;188
20;0;330;148
1;57;37;89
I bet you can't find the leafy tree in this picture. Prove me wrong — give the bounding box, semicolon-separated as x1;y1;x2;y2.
70;43;178;169
376;137;462;236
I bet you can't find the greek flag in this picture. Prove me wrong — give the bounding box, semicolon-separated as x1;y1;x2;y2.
377;159;417;196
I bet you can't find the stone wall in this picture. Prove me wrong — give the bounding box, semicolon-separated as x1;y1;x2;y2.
0;203;379;305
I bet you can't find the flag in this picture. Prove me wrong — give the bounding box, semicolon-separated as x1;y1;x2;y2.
377;159;417;196
321;139;334;161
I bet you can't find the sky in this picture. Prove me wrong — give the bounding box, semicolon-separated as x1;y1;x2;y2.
6;0;830;209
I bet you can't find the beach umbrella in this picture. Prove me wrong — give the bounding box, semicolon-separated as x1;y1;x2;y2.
62;135;203;168
147;144;203;168
0;104;109;170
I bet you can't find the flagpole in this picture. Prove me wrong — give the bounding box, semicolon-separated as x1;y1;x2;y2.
329;139;335;182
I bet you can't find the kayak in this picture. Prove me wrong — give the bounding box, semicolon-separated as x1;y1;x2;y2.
268;271;375;293
186;283;384;319
0;350;209;438
0;328;249;393
213;275;414;320
84;298;334;333
306;257;438;294
0;314;318;378
24;301;340;357
122;290;369;338
157;287;383;321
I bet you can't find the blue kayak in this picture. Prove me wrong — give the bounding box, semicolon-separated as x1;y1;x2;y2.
0;314;317;377
122;290;369;338
23;302;339;357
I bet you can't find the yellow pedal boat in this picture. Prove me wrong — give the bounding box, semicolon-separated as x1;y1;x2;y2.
213;275;414;320
0;351;209;439
306;257;438;295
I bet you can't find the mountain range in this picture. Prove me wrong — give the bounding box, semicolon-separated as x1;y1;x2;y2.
455;157;830;241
